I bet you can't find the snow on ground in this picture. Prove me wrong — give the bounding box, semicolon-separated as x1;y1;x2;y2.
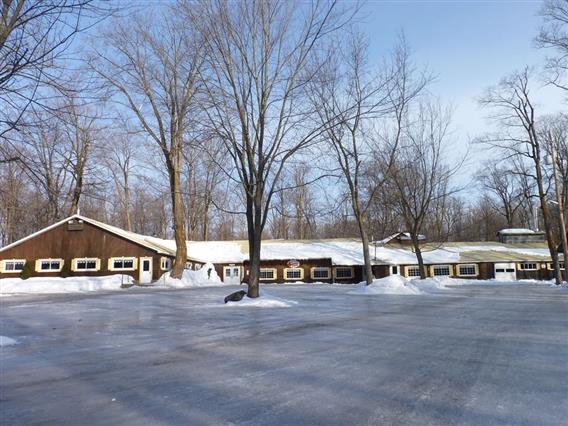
225;291;299;308
0;336;18;347
349;275;424;295
157;262;228;288
0;275;132;295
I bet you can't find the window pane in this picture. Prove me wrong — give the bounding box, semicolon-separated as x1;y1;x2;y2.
313;268;330;279
433;266;450;276
336;267;352;278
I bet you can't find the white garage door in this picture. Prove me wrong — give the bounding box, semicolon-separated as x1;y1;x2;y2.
494;263;516;281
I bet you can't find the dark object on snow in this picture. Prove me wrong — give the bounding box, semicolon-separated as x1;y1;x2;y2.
207;268;212;279
224;290;247;304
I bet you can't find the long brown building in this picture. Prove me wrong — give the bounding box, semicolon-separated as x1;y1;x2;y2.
0;215;564;284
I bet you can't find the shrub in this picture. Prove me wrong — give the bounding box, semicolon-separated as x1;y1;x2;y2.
59;260;71;278
20;261;33;280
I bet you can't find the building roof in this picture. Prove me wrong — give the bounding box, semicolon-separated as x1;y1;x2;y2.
0;214;206;262
0;215;560;266
497;228;542;235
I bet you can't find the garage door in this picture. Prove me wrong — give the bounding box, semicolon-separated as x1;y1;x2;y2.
494;263;516;281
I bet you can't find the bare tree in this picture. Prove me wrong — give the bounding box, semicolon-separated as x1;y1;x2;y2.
92;7;204;278
386;101;460;279
312;34;428;284
102;133;137;231
186;0;354;297
537;0;568;91
0;0;108;141
477;162;525;228
479;68;563;284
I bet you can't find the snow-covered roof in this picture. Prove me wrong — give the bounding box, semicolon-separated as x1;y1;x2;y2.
376;232;426;245
181;239;554;266
0;214;202;260
0;215;557;266
497;228;539;235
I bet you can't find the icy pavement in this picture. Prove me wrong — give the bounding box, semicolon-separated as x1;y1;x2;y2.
1;284;567;425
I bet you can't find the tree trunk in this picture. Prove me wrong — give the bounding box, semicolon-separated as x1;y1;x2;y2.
202;194;210;241
169;151;187;279
551;140;568;282
355;210;374;285
123;170;132;231
246;192;262;298
535;157;561;284
69;172;83;215
412;234;427;279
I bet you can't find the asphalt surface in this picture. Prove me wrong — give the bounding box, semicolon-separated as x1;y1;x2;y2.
1;284;567;425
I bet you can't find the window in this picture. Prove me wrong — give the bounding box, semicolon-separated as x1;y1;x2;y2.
334;267;354;279
405;266;421;277
519;262;538;271
432;265;451;276
259;268;276;280
548;262;565;270
109;257;136;271
311;267;331;280
458;264;477;277
72;258;100;272
185;262;193;270
161;257;172;271
1;259;25;273
391;266;399;275
36;259;63;273
284;268;304;280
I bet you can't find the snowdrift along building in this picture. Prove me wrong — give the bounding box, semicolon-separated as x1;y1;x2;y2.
0;215;564;283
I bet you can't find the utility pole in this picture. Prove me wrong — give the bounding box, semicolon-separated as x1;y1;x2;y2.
551;134;568;282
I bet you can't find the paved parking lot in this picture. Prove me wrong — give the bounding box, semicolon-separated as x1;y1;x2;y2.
1;284;567;425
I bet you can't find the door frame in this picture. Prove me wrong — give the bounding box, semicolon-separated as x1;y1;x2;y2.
223;265;241;285
139;257;153;283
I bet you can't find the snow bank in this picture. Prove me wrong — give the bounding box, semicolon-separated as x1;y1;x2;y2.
0;336;18;347
225;292;298;308
349;275;423;295
0;275;132;295
158;262;226;288
411;276;458;290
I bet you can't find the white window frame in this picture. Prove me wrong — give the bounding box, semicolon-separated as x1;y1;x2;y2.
35;258;64;273
71;258;100;272
519;262;538;271
310;267;331;280
161;257;173;271
431;264;452;277
404;265;422;278
1;259;26;273
108;257;137;272
334;266;354;279
457;264;478;277
284;267;304;281
259;268;277;281
547;262;565;270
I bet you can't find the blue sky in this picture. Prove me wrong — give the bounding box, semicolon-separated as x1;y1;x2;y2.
359;0;563;177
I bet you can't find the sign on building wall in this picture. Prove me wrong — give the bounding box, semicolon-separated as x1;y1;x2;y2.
287;259;300;268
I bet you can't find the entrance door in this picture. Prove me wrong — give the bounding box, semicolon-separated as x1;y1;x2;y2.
139;257;153;283
494;262;516;281
223;266;241;285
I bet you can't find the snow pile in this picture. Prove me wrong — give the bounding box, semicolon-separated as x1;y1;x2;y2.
0;275;132;295
411;276;457;290
0;336;18;347
349;275;423;295
225;292;298;308
158;262;226;288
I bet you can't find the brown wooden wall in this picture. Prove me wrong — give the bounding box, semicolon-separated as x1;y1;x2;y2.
0;220;166;281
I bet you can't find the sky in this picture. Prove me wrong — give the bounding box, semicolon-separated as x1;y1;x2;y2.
359;0;564;180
